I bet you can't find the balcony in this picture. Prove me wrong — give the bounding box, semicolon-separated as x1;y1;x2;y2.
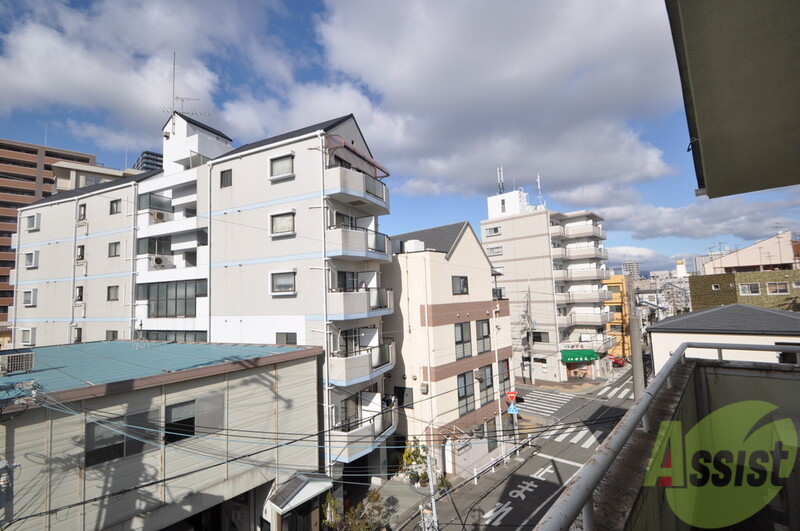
566;247;608;260
328;340;395;387
324;167;389;216
326;226;391;262
557;311;613;328
564;224;606;239
329;397;398;463
555;291;612;305
549;225;565;238
550;247;567;259
560;335;617;354
327;287;394;319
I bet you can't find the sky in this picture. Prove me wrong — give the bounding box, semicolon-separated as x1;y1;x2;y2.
0;0;798;273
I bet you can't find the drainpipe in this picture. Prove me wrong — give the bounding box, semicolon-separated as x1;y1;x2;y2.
11;210;22;349
206;160;215;343
493;301;506;455
68;200;79;344
318;131;334;479
129;181;138;340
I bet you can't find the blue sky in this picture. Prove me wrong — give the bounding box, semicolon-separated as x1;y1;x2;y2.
1;0;798;273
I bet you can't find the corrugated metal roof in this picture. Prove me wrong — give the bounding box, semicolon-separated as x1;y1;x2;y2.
392;221;470;254
0;341;315;398
647;303;800;336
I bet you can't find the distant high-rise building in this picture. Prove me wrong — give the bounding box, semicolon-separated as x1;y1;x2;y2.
133;150;163;171
0;138;95;346
622;260;641;279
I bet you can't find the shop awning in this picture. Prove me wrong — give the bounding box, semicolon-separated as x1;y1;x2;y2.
264;473;333;518
560;349;599;363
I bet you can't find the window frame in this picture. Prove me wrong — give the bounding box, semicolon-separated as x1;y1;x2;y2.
711;284;721;291
25;213;40;231
107;285;119;301
20;327;36;346
22;288;37;307
76;244;85;261
220;168;233;188
478;364;494;406
24;250;39;269
485;226;501;237
75;286;84;302
106;330;119;341
270;210;296;237
766;282;789;295
85;411;159;467
109;199;122;215
165;401;196;444
451;275;469;295
454;322;472;359
108;241;121;257
476;319;491;353
268;152;295;181
738;282;760;296
276;332;297;345
78;203;87;221
271;270;297;296
486;246;503;256
457;372;475;416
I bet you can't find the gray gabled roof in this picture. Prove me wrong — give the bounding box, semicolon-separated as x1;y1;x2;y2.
219;114;355;159
24;169;161;208
161;112;233;142
647;304;800;336
392;221;471;256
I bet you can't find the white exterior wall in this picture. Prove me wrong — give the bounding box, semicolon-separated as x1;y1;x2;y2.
703;231;796;273
1;356;319;530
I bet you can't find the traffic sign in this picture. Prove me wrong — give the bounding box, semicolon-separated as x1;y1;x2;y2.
507;403;519;415
506;391;518;402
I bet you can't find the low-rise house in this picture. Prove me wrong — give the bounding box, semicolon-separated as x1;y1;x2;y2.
0;341;323;530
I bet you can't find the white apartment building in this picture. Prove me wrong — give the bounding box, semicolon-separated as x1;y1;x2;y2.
382;222;514;477
480;190;613;383
11;112;397;483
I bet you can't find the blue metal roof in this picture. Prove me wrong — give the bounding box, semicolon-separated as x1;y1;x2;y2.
0;341;313;399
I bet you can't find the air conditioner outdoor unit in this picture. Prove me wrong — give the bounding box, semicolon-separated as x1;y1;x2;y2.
152;211;167;222
0;352;35;376
151;255;167;269
473;369;483;381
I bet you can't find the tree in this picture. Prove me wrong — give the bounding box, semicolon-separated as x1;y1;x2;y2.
323;489;398;531
401;437;428;483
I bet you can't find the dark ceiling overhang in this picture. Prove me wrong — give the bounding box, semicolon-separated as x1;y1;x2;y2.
665;0;800;198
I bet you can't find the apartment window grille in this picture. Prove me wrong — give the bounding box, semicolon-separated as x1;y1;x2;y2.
24;250;39;269
271;271;296;295
85;411;159;467
486;246;503;256
478;365;494;406
75;286;84;302
269;154;294;179
270;212;296;235
107;285;119;301
276;332;297;345
457;372;475;416
106;330;119;341
108;241;121;257
476;319;491;353
76;245;85;261
109;199;122;215
220;169;232;188
454;322;472;359
22;289;37;307
78;203;87;221
738;283;760;296
485;226;501;237
451;276;469;295
767;282;789;295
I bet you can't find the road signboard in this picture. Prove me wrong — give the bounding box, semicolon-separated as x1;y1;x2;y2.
506;391;518;402
507;403;519;415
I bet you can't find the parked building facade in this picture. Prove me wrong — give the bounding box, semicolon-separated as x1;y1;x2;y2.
690;269;800;312
382;222;513;477
11;112;397;485
480;190;613;383
602;274;631;361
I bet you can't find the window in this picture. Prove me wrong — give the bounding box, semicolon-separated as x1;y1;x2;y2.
107;285;119;301
492;286;506;300
20;327;36;346
451;276;469;295
793;282;800;290
609;305;623;313
25;213;40;231
24;250;39;269
529;331;550;343
395;387;414;409
22;289;37;307
108;241;121;257
276;332;297;345
137;235;172;255
739;283;760;295
78;203;87;220
486;246;503;256
270;212;296;236
335;212;356;229
76;245;85;261
271;271;296;295
457;372;475;416
478;365;494;406
487;418;498;452
711;284;721;291
269;154;294;179
485;226;501;237
476;319;491;353
74;327;82;343
454;322;472;359
75;286;84;302
109;199;122;215
220;169;232;188
85;411;158;467
607;285;621;293
165;401;195;444
767;282;789;295
106;330;119;341
500;199;506;213
137;279;207;318
498;359;511;393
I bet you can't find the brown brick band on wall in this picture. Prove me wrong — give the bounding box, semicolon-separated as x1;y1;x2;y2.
420;299;510;327
423;346;512;382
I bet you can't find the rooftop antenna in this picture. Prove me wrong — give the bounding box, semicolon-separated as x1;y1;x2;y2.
163;52;210;134
536;172;546;208
497;167;504;194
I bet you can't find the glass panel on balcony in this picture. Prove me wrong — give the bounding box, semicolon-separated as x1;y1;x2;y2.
369;287;389;309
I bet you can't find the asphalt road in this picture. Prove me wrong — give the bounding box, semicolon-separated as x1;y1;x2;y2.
406;369;635;530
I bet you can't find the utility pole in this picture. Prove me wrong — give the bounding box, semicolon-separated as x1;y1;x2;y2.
627;276;645;401
521;287;535;384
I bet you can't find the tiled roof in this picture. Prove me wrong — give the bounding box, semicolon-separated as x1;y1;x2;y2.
647;304;800;336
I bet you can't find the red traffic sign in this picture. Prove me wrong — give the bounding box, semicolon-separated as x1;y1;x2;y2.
506;391;518;402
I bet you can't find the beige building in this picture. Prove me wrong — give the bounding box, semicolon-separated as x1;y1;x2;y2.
702;231;798;274
0;341;324;530
480;190;614;383
382;222;513;477
11;112;397;484
602;274;631;360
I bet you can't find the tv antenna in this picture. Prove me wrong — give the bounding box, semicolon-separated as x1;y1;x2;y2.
536;173;546;208
162;52;209;134
497;167;504;194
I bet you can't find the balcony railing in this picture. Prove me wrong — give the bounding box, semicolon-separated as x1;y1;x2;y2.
328;340;395;386
556;291;613;305
324;167;389;215
535;342;800;531
566;247;608;260
557;312;613;328
327;287;394;317
564;224;606;239
330;397;398;463
327;226;391;260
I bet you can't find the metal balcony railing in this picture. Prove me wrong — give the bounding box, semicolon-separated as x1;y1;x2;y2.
535;342;800;531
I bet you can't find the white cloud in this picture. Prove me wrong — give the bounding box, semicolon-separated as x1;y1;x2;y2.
607;246;674;272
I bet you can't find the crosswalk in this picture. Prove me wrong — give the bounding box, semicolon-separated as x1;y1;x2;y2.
596;376;634;400
536;425;608;449
516;389;575;418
